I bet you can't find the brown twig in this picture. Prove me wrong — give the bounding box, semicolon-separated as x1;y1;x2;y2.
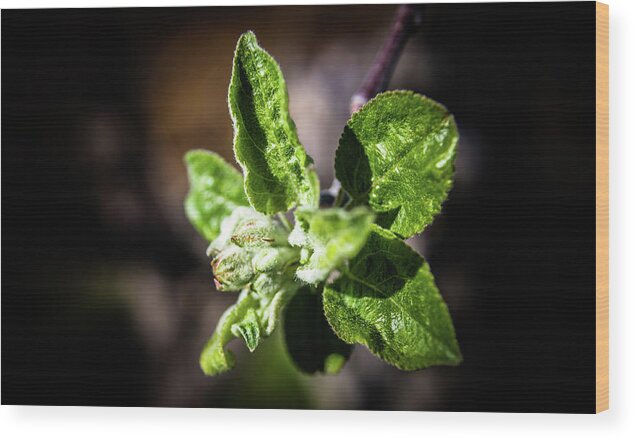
349;4;423;113
325;4;423;204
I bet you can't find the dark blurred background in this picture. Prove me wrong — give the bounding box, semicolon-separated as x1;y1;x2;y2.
2;2;596;412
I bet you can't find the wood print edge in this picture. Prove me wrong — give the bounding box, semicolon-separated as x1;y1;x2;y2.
595;0;609;414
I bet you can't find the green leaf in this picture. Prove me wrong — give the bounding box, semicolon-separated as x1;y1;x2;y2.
199;272;298;376
289;207;375;284
199;290;260;376
252;273;299;336
284;286;352;374
229;31;318;214
184;150;249;242
231;308;260;352
335;91;459;238
323;225;462;370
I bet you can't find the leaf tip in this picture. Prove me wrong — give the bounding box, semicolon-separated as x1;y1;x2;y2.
445;343;463;366
237;30;258;48
183;149;202;170
199;343;235;377
184;149;224;175
324;353;347;375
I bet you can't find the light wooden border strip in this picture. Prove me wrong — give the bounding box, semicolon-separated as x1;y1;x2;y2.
595;1;609;414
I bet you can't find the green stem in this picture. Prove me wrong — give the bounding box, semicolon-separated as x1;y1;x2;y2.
333;187;346;208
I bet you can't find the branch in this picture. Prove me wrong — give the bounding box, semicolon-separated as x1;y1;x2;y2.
350;4;423;113
323;4;423;205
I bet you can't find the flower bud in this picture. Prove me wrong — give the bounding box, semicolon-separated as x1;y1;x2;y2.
231;217;288;248
253;247;300;273
211;245;256;291
207;207;265;258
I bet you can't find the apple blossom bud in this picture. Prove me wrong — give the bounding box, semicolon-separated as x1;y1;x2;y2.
211;245;256;291
253;247;299;272
231;217;288;248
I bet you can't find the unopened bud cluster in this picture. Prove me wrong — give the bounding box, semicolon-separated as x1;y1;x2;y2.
207;207;299;292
